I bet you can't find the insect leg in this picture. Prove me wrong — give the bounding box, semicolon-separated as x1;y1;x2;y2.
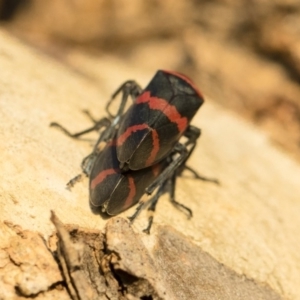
106;80;142;118
183;165;220;185
142;180;169;234
145;143;189;195
81;109;101;124
50;117;111;139
65;151;98;188
128;179;168;234
183;125;201;146
169;171;193;218
179;125;219;184
127;202;145;223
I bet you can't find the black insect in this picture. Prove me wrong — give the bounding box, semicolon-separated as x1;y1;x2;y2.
51;70;218;232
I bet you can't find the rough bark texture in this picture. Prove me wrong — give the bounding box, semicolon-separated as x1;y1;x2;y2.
1;28;300;299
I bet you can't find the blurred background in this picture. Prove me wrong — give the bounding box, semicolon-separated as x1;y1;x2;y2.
1;0;300;162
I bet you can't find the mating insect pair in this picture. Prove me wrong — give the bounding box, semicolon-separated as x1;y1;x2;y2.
51;70;217;233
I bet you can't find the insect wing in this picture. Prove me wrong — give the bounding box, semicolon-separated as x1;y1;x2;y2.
89;142;122;208
106;163;165;215
116;70;204;170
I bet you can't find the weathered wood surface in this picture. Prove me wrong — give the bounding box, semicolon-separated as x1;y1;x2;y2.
0;29;299;299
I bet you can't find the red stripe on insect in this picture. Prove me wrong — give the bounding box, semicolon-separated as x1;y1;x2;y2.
123;175;136;209
90;168;118;189
117;123;149;145
146;129;160;166
151;163;161;177
106;139;117;147
137;91;188;133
